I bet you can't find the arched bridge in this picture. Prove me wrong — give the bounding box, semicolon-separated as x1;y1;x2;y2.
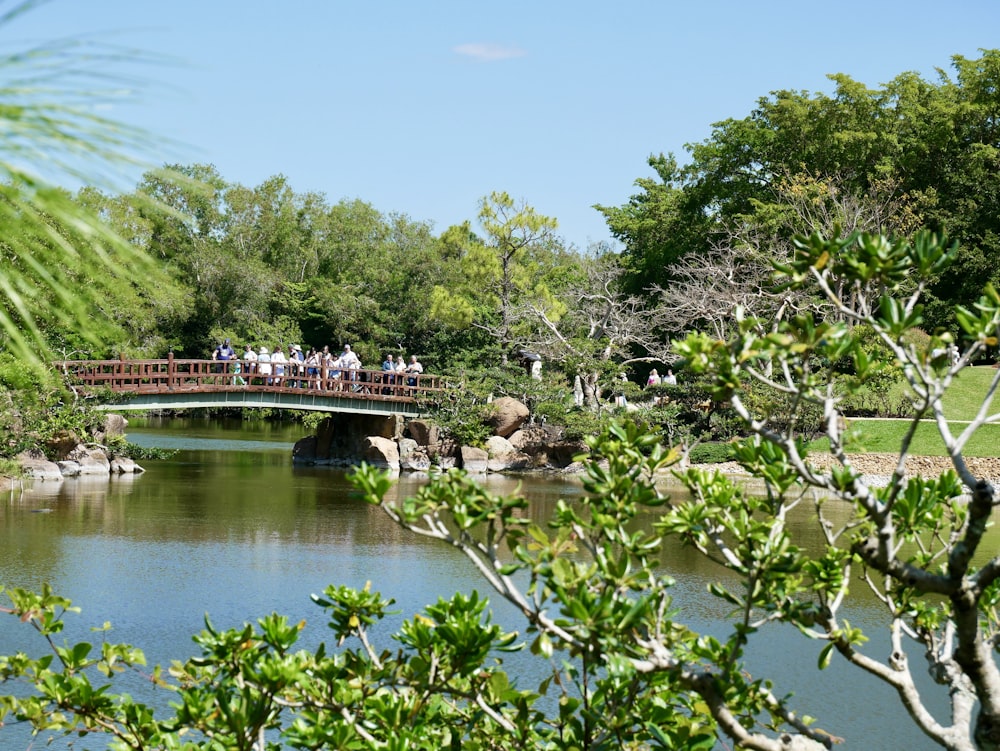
59;355;444;417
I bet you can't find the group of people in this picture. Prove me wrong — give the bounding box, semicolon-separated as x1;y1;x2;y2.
211;339;423;392
646;368;677;386
381;353;424;388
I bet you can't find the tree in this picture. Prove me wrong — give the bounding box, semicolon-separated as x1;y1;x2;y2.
670;231;1000;749
358;231;1000;750
516;249;672;406
652;171;925;344
430;192;565;360
595;153;712;296
601;51;1000;332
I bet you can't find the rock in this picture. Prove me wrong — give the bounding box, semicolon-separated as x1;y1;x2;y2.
66;446;111;475
315;419;336;458
293;435;318;464
503;426;571;469
407;419;438;447
399;438;432;471
460;446;488;474
550;440;589;468
110;456;144;474
363;436;400;470
94;413;129;443
386;414;406;441
103;413;129;437
58;461;82;477
18;450;64;481
507;429;530;450
485;435;514;454
46;430;81;460
485;435;530;472
486;397;529;438
398;437;418;458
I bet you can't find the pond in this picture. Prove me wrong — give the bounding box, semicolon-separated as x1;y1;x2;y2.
0;416;947;748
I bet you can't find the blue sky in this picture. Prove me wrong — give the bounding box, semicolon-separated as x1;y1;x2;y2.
8;0;1000;250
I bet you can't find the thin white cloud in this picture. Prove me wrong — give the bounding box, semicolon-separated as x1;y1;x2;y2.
453;42;526;62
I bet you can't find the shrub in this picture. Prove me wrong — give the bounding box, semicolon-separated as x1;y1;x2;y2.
687;441;734;464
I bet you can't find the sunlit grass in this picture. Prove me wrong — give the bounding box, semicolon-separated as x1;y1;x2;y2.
938;365;1000;420
813;365;1000;457
826;420;1000;457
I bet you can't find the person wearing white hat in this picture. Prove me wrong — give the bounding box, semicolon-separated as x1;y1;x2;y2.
257;346;272;382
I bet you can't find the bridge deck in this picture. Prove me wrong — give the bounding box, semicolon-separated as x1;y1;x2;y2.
59;356;443;417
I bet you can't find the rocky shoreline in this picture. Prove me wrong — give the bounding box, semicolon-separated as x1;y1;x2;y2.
11;400;1000;491
292;397;590;473
13;414;145;484
701;452;1000;486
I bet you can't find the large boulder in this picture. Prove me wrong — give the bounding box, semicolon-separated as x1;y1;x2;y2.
399;438;432;471
292;435;319;464
17;449;63;482
93;413;128;444
65;446;111;475
57;461;82;477
363;436;400;471
110;456;145;474
103;413;129;437
459;446;488;474
407;419;439;447
485;435;530;472
487;397;529;438
550;440;589;469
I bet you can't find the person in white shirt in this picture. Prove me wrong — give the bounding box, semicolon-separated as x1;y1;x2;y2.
243;344;257;380
270;346;287;386
405;355;423;388
257;347;272;383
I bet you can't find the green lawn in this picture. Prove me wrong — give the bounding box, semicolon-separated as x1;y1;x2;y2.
825;420;1000;457
813;365;1000;457
938;365;1000;419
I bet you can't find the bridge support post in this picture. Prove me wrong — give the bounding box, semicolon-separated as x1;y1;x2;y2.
167;351;175;390
295;413;405;464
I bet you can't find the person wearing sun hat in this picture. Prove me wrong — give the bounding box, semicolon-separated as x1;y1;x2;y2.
257;346;272;383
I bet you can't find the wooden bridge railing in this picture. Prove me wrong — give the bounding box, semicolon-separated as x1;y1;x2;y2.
58;355;445;406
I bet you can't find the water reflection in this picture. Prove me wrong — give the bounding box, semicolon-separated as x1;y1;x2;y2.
0;418;962;749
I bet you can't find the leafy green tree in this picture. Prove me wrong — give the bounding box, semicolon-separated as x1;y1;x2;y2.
601;51;1000;333
595;153;710;295
430;192;568;360
670;231;1000;749
267;196;443;358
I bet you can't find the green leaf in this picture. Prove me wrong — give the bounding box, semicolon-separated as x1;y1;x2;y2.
818;642;835;670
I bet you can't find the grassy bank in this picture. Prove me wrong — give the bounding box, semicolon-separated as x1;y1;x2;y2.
812;365;1000;457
